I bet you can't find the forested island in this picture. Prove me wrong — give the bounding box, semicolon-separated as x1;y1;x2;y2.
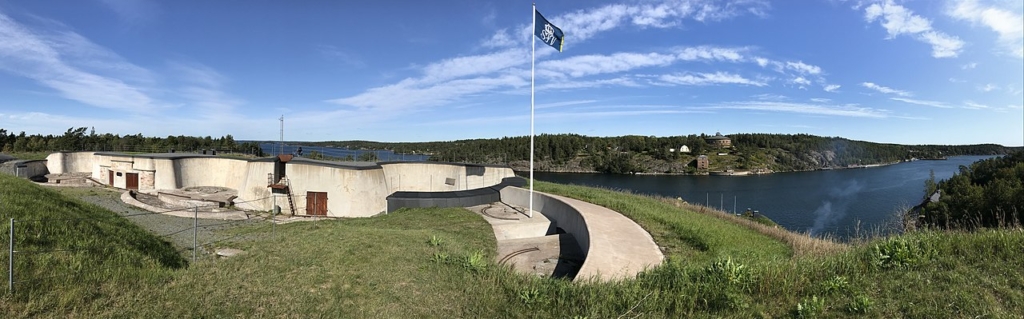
302;133;1017;175
1;128;1017;175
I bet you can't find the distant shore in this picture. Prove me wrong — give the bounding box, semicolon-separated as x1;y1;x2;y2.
513;159;911;176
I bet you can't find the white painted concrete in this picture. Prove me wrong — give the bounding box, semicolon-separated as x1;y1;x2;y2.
44;152;514;218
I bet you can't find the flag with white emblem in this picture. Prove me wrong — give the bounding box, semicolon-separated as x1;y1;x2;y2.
534;10;564;52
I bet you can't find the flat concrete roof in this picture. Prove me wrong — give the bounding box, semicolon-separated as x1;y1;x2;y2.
94;152;222;160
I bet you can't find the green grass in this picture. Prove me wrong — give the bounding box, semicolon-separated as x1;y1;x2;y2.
534;180;793;265
2;174;1023;318
0;173;185;317
1;152;50;161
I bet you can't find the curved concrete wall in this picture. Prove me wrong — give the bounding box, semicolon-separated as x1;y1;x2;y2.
499;186;664;281
380;162;514;193
500;187;591;257
45;152;511;218
285;163;389;217
46;152;98;175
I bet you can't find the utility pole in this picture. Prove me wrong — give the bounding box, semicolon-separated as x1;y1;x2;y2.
278;115;284;156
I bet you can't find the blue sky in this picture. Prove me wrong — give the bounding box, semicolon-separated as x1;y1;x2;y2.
0;0;1021;146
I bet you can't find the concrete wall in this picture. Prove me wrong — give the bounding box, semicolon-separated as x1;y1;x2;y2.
44;152;513;218
45;152;98;175
234;161;275;211
380;162;514;193
499;186;591;258
285;163;388;217
0;160;49;178
171;157;250;189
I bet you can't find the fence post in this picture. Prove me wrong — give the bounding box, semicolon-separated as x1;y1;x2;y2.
8;218;13;294
193;207;198;262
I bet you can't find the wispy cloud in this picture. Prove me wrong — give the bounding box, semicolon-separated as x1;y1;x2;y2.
704;101;889;118
483;1;770;50
861;82;912;96
978;83;998;92
786;61;821;74
810;98;832;103
753;93;788;101
0;10;159;112
541;52;678;78
863;0;964;58
535;99;598;109
963;101;990;109
318;44;367;69
823;84;841;92
961;62;978;69
170;62;245;119
947;0;1024;58
98;0;159;25
891;97;952;108
659;72;767;86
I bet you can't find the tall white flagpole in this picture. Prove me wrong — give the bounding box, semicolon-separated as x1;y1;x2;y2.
529;3;536;219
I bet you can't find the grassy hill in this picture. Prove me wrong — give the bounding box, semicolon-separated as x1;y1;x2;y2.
2;174;1023;317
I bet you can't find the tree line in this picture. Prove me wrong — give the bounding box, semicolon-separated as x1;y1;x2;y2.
0;127;265;156
920;151;1024;229
302;133;1016;173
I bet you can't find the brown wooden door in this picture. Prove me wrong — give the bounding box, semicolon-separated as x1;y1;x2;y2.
109;171;114;185
306;192;328;216
126;173;139;190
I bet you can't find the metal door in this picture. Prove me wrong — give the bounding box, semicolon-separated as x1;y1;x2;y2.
306;191;328;216
126;173;139;190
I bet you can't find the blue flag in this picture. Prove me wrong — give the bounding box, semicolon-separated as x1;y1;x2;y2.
534;10;564;52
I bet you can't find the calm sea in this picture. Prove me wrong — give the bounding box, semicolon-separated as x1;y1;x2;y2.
530;156;995;240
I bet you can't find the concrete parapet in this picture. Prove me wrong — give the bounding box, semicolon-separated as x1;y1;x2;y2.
499;186;664;281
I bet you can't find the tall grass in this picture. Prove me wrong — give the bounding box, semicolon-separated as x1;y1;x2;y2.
0;174;185;317
2;174;1023;317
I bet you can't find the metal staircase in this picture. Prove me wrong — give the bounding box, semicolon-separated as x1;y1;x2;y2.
268;173;298;215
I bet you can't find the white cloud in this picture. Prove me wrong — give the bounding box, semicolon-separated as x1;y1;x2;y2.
786;61;821;74
810;98;831;103
824;84;841;92
659;72;767;86
329;74;529;111
863;0;965;58
674;46;747;62
963;101;990;109
419;49;529;84
947;0;1024;58
541;52;678;77
1008;104;1023;110
753;93;788;100
0;11;159;112
705;101;889;118
535;99;598;109
978;83;998;92
537;77;643;91
861;82;912;96
961;62;978;69
481;28;518;48
792;76;812;86
891;97;952;108
483;0;770;50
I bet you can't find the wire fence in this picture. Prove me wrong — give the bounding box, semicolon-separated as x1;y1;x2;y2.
2;201;311;296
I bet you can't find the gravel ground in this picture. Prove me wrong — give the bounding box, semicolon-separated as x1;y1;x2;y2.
50;186;277;259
